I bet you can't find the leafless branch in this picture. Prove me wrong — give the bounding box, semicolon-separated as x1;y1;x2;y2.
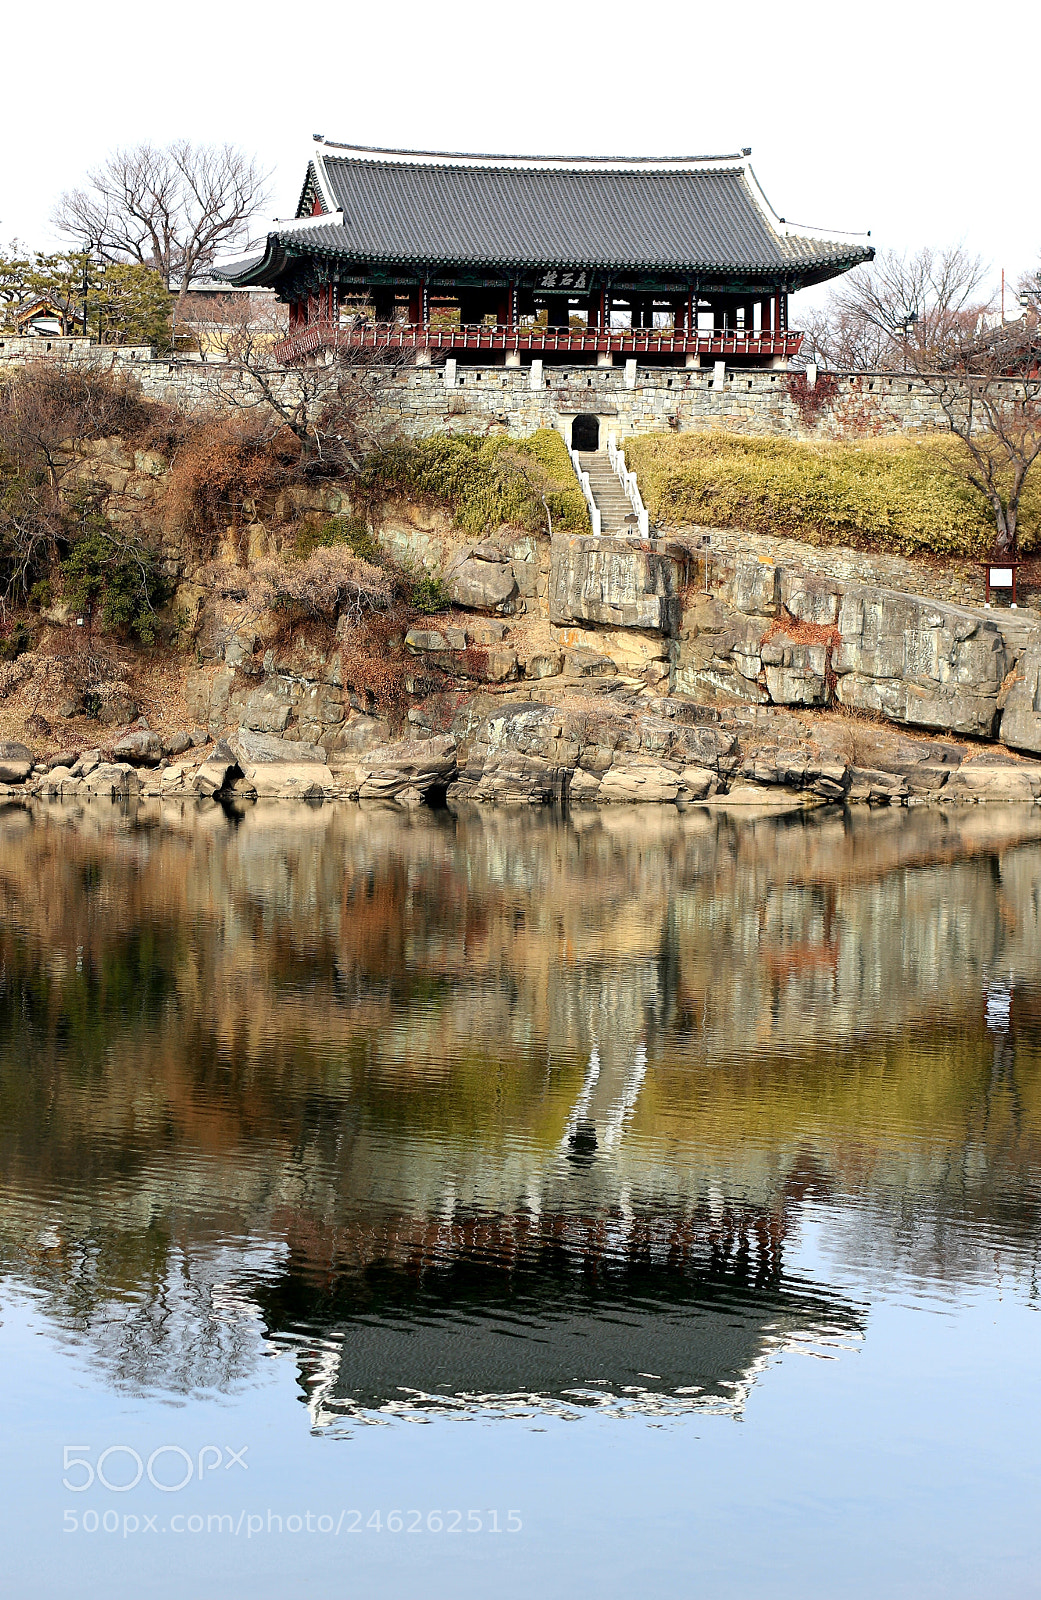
53;142;271;339
807;245;991;371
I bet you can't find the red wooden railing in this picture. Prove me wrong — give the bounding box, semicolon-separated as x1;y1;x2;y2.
273;321;802;366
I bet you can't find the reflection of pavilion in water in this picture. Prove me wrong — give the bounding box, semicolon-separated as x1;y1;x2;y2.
5;804;1041;1417
261;1041;863;1429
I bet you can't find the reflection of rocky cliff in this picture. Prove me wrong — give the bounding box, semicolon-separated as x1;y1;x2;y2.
0;800;1040;1405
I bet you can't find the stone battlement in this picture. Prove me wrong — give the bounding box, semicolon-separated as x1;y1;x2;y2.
0;334;975;440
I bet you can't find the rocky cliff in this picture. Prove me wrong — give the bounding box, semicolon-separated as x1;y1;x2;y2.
6;433;1041;808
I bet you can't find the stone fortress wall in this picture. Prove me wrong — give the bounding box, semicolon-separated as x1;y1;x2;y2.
0;334;970;442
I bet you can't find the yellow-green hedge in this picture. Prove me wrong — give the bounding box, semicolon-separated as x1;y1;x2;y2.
362;429;589;537
624;431;1041;556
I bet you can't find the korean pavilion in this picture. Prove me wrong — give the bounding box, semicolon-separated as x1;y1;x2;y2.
219;139;873;369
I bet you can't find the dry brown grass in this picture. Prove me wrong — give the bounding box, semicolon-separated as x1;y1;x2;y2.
163;416;300;551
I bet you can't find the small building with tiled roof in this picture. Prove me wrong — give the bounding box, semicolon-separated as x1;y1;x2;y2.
218;139;873;368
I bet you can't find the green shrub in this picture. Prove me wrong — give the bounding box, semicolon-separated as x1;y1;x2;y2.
624;431;1041;557
360;429;589;536
61;521;170;644
0;619;33;661
402;563;452;615
294;513;381;563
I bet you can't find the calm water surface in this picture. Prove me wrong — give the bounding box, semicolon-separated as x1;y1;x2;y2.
1;796;1040;1599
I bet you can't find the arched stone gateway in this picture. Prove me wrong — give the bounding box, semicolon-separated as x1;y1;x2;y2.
571;412;600;451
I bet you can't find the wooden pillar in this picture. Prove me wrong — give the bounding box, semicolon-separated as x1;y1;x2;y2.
407;284;420;325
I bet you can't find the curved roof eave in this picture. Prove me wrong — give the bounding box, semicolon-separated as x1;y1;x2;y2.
213;239;291;288
244;236;872;280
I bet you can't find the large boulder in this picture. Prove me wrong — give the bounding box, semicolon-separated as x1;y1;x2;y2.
325;715;394;761
0;742;33;784
444;543;518;612
356;735;458;802
451;751;569;805
112;729;163;766
84;762;140;798
37;767;78;796
194;739;238;797
229;728;327;765
92;686;138;724
946;760;1041;802
228;728;336;799
598;759;684;803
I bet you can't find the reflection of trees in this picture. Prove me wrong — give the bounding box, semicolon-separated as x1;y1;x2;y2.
0;799;1040;1401
8;1226;283;1396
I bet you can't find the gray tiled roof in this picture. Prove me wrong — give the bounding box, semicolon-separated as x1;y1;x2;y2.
315;156;864;273
217;148;872;287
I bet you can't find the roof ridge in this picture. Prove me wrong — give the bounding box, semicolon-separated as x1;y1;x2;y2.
315;139;753;170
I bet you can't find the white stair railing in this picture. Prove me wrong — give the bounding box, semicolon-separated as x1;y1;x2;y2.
565;438;602;536
607;433;650;537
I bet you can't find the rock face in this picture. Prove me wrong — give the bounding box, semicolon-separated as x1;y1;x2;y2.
443;692;1041;808
834;588;1007;737
451;701;736;806
678;555;1013;739
444;543;517;612
549;534;683;633
81;762;140;798
999;648;1041;755
0;742;33;784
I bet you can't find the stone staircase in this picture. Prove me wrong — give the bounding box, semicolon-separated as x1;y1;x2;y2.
576;451;639;536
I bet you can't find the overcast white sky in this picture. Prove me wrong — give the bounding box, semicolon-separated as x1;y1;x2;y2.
3;0;1036;321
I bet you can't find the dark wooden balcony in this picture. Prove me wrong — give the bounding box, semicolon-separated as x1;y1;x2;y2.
273;320;802;367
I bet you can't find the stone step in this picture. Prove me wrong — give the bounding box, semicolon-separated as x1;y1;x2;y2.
575;449;648;535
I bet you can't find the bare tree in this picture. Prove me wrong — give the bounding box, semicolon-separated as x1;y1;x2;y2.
807;245;991;370
53;142;270;339
187;298;415;473
909;320;1041;559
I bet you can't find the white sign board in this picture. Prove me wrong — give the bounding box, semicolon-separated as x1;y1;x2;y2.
989;567;1014;587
